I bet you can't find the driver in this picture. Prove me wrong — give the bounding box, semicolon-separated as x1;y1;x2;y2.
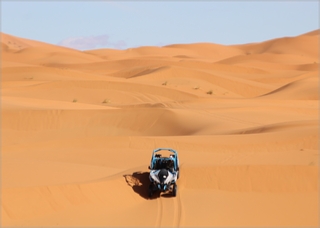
166;158;174;173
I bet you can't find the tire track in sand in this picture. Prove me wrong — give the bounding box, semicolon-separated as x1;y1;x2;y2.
154;190;183;227
155;194;163;228
172;192;183;227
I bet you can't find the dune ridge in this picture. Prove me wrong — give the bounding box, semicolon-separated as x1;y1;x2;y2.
1;29;319;227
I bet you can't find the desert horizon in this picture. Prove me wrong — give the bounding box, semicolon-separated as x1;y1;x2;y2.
1;29;319;227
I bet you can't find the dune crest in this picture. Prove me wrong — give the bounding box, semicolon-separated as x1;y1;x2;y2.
1;29;318;227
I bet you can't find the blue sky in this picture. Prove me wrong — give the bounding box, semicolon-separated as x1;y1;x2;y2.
1;1;319;50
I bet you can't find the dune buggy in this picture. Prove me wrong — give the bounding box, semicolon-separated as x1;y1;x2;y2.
148;148;180;197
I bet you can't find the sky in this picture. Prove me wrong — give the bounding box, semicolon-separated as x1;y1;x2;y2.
1;1;319;50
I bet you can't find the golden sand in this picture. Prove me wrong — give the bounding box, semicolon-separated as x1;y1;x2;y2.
1;30;318;227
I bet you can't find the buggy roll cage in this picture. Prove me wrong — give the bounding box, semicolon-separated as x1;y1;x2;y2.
149;148;179;171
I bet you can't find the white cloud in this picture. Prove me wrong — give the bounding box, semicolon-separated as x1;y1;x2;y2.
58;34;127;50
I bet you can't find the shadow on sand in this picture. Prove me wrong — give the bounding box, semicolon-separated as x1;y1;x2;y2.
124;172;160;200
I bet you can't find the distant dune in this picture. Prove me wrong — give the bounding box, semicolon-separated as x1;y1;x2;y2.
1;29;319;227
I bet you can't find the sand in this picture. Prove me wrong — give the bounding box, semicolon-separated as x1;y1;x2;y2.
1;30;319;227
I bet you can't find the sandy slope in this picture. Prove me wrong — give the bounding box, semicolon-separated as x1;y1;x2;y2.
1;30;319;227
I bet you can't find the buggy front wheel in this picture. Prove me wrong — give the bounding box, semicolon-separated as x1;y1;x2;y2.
172;183;177;197
148;185;153;198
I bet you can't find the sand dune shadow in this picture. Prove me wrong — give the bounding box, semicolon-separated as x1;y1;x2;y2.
123;172;151;200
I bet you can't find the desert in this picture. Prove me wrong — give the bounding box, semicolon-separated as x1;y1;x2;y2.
1;29;318;227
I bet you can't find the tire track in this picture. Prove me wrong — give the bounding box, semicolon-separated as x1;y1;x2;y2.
172;192;183;227
175;164;184;227
154;185;183;227
176;193;183;227
155;196;163;228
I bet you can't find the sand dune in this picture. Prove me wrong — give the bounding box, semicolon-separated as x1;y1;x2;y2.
259;74;319;100
232;30;319;58
1;33;105;66
1;29;319;227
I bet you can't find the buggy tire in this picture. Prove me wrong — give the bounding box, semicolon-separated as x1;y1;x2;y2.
148;185;153;198
172;183;177;197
